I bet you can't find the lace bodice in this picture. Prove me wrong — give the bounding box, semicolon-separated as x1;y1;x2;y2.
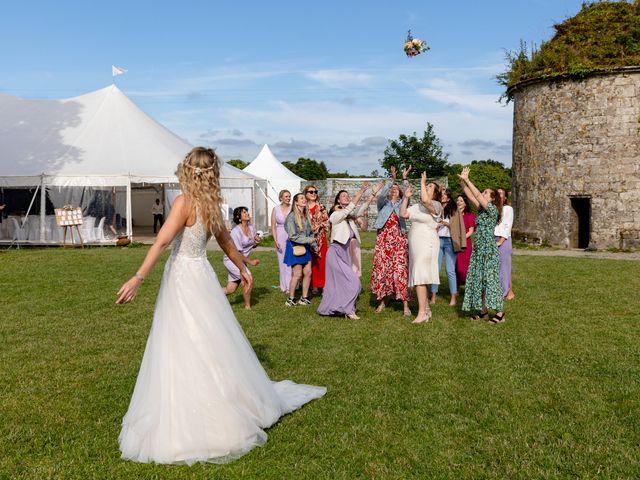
171;219;208;258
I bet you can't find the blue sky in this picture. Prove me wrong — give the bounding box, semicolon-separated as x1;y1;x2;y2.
0;0;590;174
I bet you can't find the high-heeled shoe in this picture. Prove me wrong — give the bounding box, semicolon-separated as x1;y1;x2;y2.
345;312;360;320
411;310;432;324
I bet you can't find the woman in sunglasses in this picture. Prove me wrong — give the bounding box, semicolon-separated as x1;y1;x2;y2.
303;185;330;295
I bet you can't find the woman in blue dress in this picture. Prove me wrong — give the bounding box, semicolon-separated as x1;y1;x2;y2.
283;193;316;306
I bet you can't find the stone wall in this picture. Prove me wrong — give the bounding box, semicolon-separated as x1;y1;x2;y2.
511;69;640;249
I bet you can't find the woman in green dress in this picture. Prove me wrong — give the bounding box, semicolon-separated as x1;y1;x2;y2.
458;167;505;323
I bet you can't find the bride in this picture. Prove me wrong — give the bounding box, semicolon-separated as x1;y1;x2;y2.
116;147;326;465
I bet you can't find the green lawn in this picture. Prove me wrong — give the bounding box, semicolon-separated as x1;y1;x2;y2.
1;247;639;479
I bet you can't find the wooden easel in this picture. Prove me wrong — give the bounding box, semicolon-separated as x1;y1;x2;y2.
55;207;84;248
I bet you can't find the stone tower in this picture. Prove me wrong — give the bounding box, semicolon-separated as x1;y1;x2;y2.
511;68;640;249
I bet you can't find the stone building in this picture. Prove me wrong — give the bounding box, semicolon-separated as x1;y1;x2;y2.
511;67;640;249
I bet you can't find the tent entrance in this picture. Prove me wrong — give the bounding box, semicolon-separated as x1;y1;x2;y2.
570;196;591;248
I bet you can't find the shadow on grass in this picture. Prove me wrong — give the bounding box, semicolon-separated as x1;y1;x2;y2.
228;286;271;308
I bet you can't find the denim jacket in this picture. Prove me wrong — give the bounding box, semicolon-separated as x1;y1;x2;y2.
373;181;408;233
284;211;316;246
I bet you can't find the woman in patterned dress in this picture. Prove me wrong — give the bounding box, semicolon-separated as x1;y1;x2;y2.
458;167;505;323
304;185;330;295
371;166;411;316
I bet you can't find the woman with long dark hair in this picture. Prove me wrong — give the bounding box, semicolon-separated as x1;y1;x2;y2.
458;167;505;323
455;195;475;287
222;206;261;309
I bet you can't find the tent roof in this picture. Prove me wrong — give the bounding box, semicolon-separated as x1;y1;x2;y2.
0;85;257;183
243;144;303;181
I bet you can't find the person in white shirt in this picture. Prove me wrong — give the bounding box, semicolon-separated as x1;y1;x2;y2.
151;198;164;234
494;188;515;299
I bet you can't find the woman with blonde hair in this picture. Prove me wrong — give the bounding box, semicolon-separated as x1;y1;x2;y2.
116;147;325;464
283;193;317;306
271;189;292;292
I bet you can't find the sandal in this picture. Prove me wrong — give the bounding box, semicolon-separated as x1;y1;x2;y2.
490;312;506;324
471;311;489;321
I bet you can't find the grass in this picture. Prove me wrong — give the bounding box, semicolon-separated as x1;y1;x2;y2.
1;247;640;479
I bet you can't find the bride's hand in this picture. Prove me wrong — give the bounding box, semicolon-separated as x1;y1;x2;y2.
116;276;142;304
240;267;253;293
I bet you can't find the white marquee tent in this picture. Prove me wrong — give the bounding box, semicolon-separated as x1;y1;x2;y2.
243;144;303;225
0;85;267;244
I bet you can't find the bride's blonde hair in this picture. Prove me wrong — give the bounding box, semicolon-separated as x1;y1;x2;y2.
176;147;225;236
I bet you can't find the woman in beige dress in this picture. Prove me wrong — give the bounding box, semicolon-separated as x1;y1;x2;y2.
400;172;442;324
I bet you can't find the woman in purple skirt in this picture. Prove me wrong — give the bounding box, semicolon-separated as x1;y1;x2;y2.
317;182;372;320
223;206;261;309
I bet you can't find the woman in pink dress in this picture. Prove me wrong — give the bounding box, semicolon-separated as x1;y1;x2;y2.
271;190;292;292
455;195;475;287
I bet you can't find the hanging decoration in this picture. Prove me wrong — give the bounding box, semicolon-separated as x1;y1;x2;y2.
404;30;429;58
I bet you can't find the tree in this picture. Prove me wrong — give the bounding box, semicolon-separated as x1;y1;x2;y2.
380;123;449;178
446;160;512;198
227;159;248;170
282;157;329;180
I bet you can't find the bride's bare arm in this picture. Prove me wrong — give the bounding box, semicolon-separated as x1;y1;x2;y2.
116;195;190;304
215;228;254;290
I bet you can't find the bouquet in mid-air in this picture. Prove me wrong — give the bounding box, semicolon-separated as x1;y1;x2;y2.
404;30;429;58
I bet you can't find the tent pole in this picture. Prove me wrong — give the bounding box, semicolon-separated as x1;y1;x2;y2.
40;175;46;242
126;180;133;240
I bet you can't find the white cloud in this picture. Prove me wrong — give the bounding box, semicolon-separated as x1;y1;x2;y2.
306;69;373;88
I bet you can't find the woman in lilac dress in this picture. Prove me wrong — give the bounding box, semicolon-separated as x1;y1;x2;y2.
317;183;371;320
271;190;292;292
223;206;261;309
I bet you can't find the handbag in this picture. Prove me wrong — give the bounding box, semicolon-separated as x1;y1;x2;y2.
292;244;306;256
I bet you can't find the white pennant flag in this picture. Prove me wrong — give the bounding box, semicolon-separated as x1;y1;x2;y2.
112;65;128;77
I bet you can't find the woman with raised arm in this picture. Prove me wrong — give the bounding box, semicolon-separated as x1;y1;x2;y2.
222;206;261;310
400;172;442;323
371;165;411;316
317;182;377;319
283;193;317;306
303;185;330;295
271;190;292;293
116;147;325;465
458;166;505;323
348;184;382;277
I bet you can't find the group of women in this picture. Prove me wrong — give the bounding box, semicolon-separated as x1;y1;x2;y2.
224;166;515;323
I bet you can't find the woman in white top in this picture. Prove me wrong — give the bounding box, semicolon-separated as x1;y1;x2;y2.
400;172;442;324
495;188;514;300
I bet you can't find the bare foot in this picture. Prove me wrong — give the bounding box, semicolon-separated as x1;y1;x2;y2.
449;294;458;306
506;292;515;300
375;302;385;313
244;305;251;310
429;294;437;305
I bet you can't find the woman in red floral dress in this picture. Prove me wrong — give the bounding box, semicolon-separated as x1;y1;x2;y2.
371;166;411;315
304;185;330;294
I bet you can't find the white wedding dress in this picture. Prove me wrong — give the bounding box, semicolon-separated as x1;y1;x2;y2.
118;219;326;465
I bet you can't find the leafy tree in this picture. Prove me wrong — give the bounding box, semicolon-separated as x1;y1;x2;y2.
446;160;512;199
380;123;449;178
227;159;248;170
282;157;329;180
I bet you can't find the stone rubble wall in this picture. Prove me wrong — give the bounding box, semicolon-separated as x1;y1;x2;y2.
512;70;640;249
